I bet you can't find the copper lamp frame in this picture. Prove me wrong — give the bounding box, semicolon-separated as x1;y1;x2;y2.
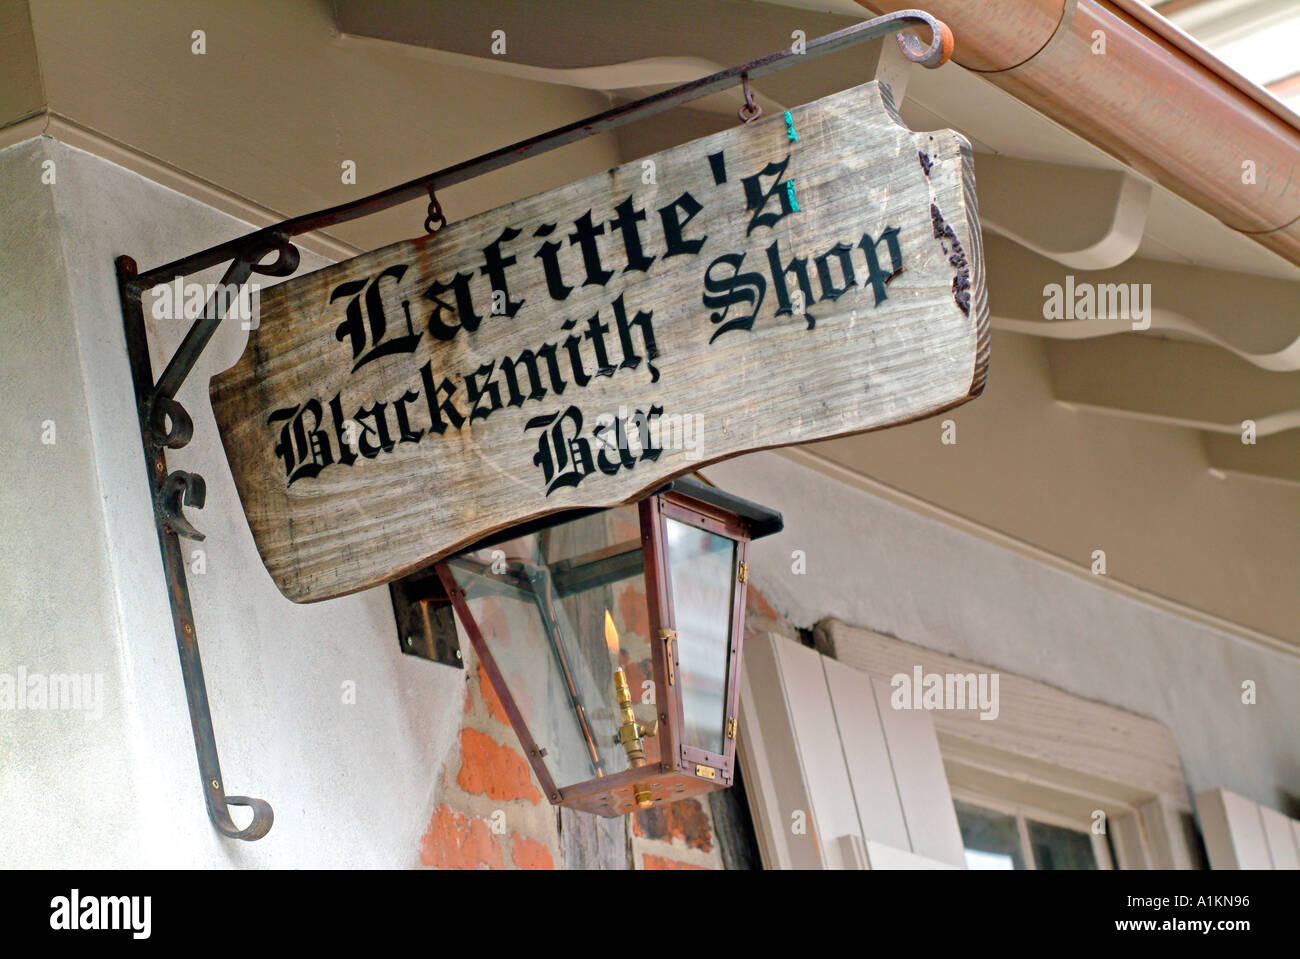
434;478;781;817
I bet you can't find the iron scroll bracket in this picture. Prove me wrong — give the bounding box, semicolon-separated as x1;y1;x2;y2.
111;10;951;842
116;253;283;841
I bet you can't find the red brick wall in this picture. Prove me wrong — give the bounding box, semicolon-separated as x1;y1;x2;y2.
418;582;794;869
419;652;558;869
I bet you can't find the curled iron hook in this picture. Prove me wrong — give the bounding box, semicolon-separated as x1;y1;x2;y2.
249;233;301;277
210;793;275;841
161;470;207;541
149;395;193;450
892;9;955;68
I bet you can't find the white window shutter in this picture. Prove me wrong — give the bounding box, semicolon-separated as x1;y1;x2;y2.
738;632;965;868
736;633;828;869
1195;787;1300;869
864;840;959;869
1259;807;1300;870
868;675;966;867
762;634;865;868
821;656;910;851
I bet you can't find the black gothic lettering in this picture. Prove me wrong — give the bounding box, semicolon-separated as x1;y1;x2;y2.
815;242;857;302
742;155;796;234
608;195;656;274
657;191;707;258
858;226;904;306
392;389;425;445
327;393;359;467
629;404;664;464
419;360;467;434
532;223;572;301
526;406;595;495
560;320;591;389
269;400;333;486
464;360;503;422
354;402;396;458
594;414;637;476
610;293;660;382
583;312;616;377
424;270;481;341
332;265;422;372
702;252;767;343
765;239;818;329
707;150;727;185
480;226;526;317
499;344;567;408
568;210;613;287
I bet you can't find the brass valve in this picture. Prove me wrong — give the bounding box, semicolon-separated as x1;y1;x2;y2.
613;666;658;809
612;667;658;766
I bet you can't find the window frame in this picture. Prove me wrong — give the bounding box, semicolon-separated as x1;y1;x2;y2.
952;787;1114;870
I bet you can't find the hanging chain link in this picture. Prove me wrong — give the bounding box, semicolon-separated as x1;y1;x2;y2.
424;185;447;234
738;72;762;123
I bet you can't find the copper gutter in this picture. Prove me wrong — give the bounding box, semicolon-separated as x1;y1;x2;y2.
856;0;1300;266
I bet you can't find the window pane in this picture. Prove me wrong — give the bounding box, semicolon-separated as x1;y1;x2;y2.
1028;819;1098;870
954;800;1026;870
445;507;656;790
665;517;735;755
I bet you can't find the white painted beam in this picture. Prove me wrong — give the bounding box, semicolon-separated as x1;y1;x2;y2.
978;155;1152;270
1202;429;1300;486
1046;337;1300;437
984;234;1300;372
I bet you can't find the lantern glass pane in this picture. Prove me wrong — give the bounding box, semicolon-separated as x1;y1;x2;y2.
445;506;659;790
665;517;736;755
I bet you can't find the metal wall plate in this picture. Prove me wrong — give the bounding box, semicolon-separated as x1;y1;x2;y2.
389;570;464;668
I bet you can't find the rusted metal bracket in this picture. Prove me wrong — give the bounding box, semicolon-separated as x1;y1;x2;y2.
116;255;279;841
110;9;950;842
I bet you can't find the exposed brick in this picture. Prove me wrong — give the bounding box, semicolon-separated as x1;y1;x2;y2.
643;853;708;870
610;512;641;542
511;832;555;870
618;582;650;644
503;665;536;717
633;797;713;852
420;803;505;869
477;660;511;725
456;727;541;804
745;584;799;641
748;586;780;621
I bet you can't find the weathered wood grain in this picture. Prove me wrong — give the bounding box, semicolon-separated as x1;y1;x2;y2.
210;81;988;602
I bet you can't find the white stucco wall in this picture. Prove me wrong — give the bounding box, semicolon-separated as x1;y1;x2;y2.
704;451;1300;814
0;138;144;867
0;138;467;867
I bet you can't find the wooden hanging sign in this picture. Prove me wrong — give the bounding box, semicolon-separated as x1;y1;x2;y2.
210;81;988;603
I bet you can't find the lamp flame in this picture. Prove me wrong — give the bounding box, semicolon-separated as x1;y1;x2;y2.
604;609;620;655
